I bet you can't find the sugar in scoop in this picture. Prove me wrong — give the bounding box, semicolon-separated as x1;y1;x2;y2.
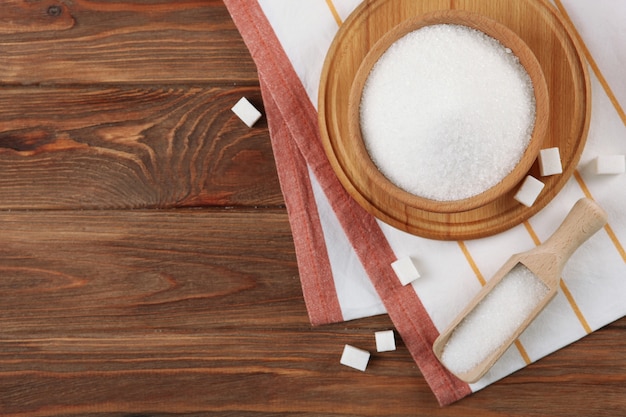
432;198;608;383
441;264;548;375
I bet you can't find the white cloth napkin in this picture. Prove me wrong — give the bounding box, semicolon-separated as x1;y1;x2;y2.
225;0;626;405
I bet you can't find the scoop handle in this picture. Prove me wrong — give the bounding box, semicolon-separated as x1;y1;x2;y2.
541;198;608;271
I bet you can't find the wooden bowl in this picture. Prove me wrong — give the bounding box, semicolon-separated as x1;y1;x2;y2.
346;10;549;214
318;0;590;240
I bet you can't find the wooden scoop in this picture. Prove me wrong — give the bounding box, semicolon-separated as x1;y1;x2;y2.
432;198;608;383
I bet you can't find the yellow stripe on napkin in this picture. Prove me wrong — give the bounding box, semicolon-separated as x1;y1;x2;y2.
325;0;343;26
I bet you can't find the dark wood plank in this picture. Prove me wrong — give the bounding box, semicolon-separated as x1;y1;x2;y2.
0;209;301;337
0;210;625;416
0;86;282;209
0;0;258;85
2;322;625;417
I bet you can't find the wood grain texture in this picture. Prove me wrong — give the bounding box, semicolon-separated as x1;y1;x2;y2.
0;210;302;336
0;86;282;209
0;0;625;416
0;0;258;84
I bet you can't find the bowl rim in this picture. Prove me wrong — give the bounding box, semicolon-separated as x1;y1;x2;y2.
346;9;550;214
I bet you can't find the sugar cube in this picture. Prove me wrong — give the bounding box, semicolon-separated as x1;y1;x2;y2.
514;175;545;207
594;155;625;175
538;147;562;176
231;97;262;127
375;330;396;352
340;344;370;372
391;256;421;286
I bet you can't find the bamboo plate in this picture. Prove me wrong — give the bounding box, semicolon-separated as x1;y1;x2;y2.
318;0;591;241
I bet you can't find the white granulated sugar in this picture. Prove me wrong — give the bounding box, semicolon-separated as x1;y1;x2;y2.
360;24;536;201
441;264;549;376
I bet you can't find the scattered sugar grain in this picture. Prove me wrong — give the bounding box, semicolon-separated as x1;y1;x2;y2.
375;330;396;352
594;155;625;175
514;175;544;207
441;264;549;376
360;24;536;201
340;344;371;371
538;147;563;176
231;97;262;127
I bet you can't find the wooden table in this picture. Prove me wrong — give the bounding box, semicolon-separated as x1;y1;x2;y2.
1;1;624;416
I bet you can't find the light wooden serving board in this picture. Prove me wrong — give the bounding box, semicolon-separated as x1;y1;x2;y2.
319;0;590;240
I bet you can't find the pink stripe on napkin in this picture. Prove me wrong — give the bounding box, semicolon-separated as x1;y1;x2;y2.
260;77;344;326
225;0;472;405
